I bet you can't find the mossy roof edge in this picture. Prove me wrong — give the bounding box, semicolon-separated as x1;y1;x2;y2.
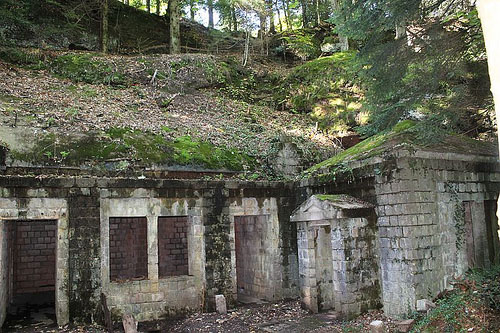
303;121;498;179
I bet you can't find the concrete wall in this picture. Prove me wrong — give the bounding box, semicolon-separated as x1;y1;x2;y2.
299;149;500;318
0;146;498;323
0;177;299;323
100;193;204;321
374;152;500;317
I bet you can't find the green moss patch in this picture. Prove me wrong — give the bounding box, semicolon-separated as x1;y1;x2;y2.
304;120;417;177
0;47;47;69
275;51;363;133
304;119;498;179
315;194;344;202
10;128;255;171
51;54;128;86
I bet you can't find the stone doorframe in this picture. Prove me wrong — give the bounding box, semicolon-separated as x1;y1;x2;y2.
0;198;70;327
228;197;280;302
290;194;378;317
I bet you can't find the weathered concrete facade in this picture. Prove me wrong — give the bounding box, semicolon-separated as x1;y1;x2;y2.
0;177;299;325
0;143;499;325
300;147;500;317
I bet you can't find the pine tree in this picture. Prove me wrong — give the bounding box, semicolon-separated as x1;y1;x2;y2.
335;0;492;139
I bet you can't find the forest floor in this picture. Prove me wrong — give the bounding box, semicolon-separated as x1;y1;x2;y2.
3;267;500;333
3;299;400;333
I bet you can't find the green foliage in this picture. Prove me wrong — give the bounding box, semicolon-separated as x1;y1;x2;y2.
275;51;363;133
279;29;320;60
220;72;256;103
467;266;500;311
412;266;500;332
412;290;468;332
445;182;466;251
335;1;493;140
51;54;128;86
0;0;32;44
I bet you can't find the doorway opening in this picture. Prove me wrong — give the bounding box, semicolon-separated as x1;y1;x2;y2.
314;226;335;312
3;220;57;330
234;215;268;304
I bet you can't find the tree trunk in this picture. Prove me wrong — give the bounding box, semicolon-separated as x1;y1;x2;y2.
147;0;151;13
231;6;237;31
208;0;214;28
267;0;275;34
477;0;500;234
315;0;320;26
190;0;195;20
332;0;348;51
101;0;109;54
282;0;291;29
300;0;307;28
275;0;282;32
242;30;250;66
156;0;161;15
100;293;113;333
395;20;406;40
169;0;180;53
259;13;267;54
259;13;267;37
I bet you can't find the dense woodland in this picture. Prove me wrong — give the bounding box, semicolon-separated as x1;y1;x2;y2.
109;0;495;142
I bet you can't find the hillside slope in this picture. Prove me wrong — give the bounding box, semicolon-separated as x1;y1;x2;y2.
0;49;337;178
0;0;217;53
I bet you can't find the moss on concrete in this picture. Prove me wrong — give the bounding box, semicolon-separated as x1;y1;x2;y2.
304;119;498;179
314;194;344;202
10;128;255;171
304;120;417;177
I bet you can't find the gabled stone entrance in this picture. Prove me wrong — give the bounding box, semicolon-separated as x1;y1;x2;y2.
290;195;381;318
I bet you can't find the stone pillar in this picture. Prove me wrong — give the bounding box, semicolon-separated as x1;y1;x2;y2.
297;222;318;313
0;220;8;327
56;213;70;326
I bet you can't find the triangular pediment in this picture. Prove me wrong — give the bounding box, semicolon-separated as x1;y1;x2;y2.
290;194;374;222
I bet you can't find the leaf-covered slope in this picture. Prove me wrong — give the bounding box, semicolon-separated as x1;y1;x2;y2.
0;50;336;176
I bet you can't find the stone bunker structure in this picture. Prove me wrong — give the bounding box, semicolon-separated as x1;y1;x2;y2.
0;138;499;327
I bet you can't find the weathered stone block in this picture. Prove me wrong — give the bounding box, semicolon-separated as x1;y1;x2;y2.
370;320;385;333
416;299;436;312
215;294;227;314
